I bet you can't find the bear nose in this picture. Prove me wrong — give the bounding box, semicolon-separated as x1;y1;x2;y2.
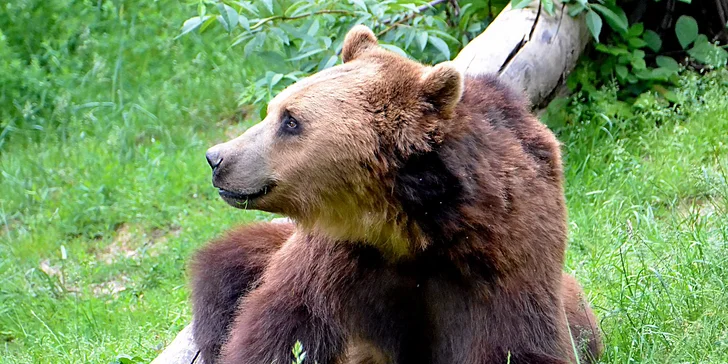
205;149;223;170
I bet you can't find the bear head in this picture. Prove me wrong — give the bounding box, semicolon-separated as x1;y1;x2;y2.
206;25;464;257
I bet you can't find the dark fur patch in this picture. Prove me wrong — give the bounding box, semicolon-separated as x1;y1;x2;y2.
393;150;463;241
345;244;433;363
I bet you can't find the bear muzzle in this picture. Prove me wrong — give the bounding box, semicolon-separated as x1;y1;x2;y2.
205;127;277;210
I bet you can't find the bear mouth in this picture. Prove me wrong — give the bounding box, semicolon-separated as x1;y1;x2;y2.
218;184;275;207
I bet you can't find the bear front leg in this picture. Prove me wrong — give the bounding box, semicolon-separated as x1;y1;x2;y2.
219;236;350;364
219;281;346;364
189;222;294;363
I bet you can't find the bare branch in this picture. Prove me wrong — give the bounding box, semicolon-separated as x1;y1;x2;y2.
250;10;355;30
377;0;451;37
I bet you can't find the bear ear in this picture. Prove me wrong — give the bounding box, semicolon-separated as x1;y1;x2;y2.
342;25;378;63
420;62;464;117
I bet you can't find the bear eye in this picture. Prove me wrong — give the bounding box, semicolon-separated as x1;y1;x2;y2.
285;117;298;129
280;113;302;136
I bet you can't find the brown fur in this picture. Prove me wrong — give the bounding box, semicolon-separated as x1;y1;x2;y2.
189;222;294;363
562;273;604;362
192;25;603;364
341;25;378;63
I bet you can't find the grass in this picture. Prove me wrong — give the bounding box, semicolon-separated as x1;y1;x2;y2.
1;1;727;362
0;1;270;362
552;71;728;362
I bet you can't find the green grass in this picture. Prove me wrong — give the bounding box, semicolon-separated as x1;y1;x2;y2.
553;71;728;362
1;1;271;362
1;1;728;362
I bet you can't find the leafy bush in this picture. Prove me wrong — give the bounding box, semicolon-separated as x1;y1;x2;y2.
181;0;727;111
180;0;512;118
564;0;727;100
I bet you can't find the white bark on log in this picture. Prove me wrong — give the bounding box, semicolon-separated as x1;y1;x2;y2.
453;1;590;107
150;324;203;364
153;2;589;363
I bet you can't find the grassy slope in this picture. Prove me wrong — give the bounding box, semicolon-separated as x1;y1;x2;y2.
1;2;727;363
555;72;728;362
0;1;270;363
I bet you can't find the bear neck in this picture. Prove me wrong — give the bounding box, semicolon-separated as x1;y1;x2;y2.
294;188;428;260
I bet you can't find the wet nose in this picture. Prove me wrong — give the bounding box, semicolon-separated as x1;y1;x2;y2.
205;148;223;170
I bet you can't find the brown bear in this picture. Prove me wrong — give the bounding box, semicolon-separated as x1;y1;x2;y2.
191;25;603;364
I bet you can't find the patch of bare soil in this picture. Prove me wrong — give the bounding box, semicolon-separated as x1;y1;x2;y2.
90;275;131;296
98;223;182;265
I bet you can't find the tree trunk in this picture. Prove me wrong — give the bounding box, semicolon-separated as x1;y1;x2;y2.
452;1;590;108
153;2;590;363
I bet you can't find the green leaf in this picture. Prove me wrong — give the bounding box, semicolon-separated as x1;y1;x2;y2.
292;341;306;364
635;68;672;81
568;2;586;16
286;48;325;61
403;29;416;49
244;33;265;56
627;23;644;37
380;44;410;58
270;73;283;88
197;3;206;18
627;37;647;48
466;22;482;33
176;16;210;39
425;29;460;45
586;10;602;42
307;18;320;37
284;1;310;17
595;43;629;55
655;56;679;72
655;86;680;102
693;34;709;45
643;30;662;52
416;31;428;52
259;103;268;120
511;0;532;10
652;67;677;79
631;57;646;70
238;16;250;31
687;35;728;67
350;0;368;11
216;3;238;32
590;4;628;34
277;23;318;45
261;0;274;15
615;65;628;80
675;15;699;49
542;0;555;15
320;55;338;70
238;2;260;16
427;35;450;60
114;355;143;364
200;14;218;32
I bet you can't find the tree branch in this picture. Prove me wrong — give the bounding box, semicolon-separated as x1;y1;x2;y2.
377;0;451;37
250;10;355;30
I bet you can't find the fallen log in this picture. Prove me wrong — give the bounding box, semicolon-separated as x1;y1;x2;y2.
452;1;589;107
150;324;201;364
153;2;589;362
